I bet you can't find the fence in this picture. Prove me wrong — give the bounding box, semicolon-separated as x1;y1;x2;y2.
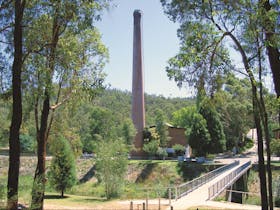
208;160;251;200
175;160;239;199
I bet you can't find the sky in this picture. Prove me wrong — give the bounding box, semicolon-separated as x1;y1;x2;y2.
96;0;193;98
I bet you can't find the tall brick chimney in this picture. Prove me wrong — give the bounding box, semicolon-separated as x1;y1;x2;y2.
132;10;145;152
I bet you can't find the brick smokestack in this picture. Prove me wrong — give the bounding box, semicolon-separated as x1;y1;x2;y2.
132;10;145;151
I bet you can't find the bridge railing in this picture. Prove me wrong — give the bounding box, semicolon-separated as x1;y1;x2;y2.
208;160;251;200
176;160;239;199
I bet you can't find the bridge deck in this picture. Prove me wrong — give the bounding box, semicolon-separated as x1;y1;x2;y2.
168;159;261;210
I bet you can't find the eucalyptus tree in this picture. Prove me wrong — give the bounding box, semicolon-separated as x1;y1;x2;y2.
160;1;275;208
259;0;280;123
0;1;26;209
20;1;111;209
213;74;253;150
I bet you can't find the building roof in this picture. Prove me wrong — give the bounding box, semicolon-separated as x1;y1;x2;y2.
149;123;185;130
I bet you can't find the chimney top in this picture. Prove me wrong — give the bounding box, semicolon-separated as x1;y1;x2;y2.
133;9;142;17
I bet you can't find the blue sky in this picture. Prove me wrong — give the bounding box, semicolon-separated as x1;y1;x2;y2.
96;0;193;98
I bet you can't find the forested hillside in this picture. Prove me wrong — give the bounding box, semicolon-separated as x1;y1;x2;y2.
0;88;194;153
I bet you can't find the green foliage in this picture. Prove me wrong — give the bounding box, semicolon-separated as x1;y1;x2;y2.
90;107;115;139
143;127;160;142
172;106;196;128
143;140;159;157
19;134;35;153
0;100;10;147
172;144;185;156
213;74;253;150
95;139;128;199
199;99;226;153
189;113;211;156
121;119;136;145
156;147;168;159
275;176;280;207
154;109;170;147
48;136;77;198
271;139;280;156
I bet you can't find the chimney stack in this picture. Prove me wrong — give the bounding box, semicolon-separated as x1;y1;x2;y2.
132;10;145;151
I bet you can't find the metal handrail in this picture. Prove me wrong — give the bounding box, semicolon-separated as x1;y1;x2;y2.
208;161;251;200
176;160;239;199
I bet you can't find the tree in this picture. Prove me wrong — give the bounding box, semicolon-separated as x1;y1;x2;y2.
5;1;25;209
199;99;226;153
121;118;136;146
89;107;115;140
189;113;211;157
160;1;272;208
48;135;76;198
213;74;253;150
23;1;111;208
172;106;196;131
260;0;280;124
154;109;170;147
95;139;128;199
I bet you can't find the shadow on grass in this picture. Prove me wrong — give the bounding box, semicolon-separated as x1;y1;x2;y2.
81;198;107;202
79;165;96;184
135;162;157;183
44;195;69;199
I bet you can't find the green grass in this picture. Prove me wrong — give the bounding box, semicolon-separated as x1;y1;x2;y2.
0;158;243;209
271;161;280;167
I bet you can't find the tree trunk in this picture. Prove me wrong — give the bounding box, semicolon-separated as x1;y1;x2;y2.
263;106;273;210
30;93;49;210
61;190;64;198
258;44;274;209
262;0;280;125
7;0;25;209
31;11;60;209
254;107;268;210
227;31;268;209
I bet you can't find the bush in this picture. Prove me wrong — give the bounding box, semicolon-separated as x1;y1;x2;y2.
275;197;280;207
20;134;35;153
157;147;168;160
48;136;77;198
95;139;128;199
271;139;280;156
143;140;159;157
172;144;185;156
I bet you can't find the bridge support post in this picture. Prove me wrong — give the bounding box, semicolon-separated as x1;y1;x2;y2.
227;185;233;202
229;170;249;204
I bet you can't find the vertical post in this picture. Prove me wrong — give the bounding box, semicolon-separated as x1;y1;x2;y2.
228;185;232;202
168;188;171;206
143;202;145;210
132;9;145;154
158;196;161;210
175;186;178;201
130;201;133;210
146;190;149;210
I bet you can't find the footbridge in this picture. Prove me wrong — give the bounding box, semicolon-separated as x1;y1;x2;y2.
169;159;259;209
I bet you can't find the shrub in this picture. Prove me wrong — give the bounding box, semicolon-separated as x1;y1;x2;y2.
157;147;168;160
271;139;280;156
20;134;35;153
172;144;185;156
48;136;77;198
143;140;159;157
95;139;128;199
